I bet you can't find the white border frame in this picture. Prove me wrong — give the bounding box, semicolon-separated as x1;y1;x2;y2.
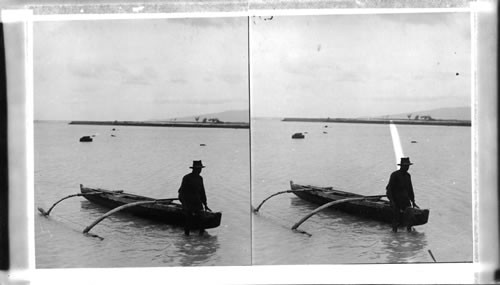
2;2;496;283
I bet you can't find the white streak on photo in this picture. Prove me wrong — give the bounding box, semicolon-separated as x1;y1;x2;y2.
389;122;404;168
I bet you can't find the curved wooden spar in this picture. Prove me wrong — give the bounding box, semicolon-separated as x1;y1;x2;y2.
38;194;83;216
82;199;177;234
291;195;386;231
38;190;124;216
253;188;334;213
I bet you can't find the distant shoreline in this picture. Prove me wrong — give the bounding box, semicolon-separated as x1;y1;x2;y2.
69;120;249;129
282;118;471;127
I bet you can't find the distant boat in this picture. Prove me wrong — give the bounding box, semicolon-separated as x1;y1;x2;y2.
111;134;116;137
323;131;328;134
79;136;93;142
411;140;417;143
200;143;206;146
324;125;328;128
292;133;305;139
112;128;116;131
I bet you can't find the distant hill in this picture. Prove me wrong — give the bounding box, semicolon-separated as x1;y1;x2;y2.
376;107;471;121
158;109;249;123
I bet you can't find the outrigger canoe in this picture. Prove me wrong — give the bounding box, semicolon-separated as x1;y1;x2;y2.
80;185;222;229
290;182;429;226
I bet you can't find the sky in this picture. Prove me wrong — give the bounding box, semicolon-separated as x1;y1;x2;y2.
34;17;249;121
250;12;471;118
34;12;471;121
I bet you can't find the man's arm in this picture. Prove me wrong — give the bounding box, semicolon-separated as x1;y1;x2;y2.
386;172;395;202
178;175;187;200
200;177;209;210
408;174;417;207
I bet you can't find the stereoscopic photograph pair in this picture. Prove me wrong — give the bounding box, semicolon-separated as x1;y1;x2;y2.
30;12;473;270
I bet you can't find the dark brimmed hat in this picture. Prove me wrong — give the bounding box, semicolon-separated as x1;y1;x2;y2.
398;157;413;166
190;160;205;169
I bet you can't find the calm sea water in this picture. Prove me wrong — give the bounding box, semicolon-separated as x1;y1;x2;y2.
251;119;472;264
35;119;472;267
35;121;251;268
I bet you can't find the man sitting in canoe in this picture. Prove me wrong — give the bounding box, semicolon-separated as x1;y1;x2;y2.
178;160;211;236
386;157;419;233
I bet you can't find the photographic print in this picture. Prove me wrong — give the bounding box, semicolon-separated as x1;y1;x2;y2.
34;16;251;268
0;0;497;283
250;12;472;264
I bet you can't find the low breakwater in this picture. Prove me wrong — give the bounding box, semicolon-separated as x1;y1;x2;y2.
282;118;471;127
69;120;250;129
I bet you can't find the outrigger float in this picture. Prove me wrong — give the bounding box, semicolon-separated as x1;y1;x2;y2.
253;181;429;234
38;185;222;238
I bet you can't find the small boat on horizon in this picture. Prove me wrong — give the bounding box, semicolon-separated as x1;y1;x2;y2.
79;136;93;142
292;133;305;139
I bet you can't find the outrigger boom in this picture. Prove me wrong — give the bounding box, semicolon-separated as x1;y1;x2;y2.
82;199;177;234
252;185;337;213
38;189;124;216
291;195;386;231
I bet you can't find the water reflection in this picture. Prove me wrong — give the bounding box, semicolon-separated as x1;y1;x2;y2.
80;200;111;215
289;197;429;264
290;197;322;211
381;230;428;263
81;200;220;266
175;234;220;266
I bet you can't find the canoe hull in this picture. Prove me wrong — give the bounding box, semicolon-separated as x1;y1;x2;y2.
291;182;429;226
80;185;222;229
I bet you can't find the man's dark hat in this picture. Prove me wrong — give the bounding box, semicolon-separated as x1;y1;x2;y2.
190;160;205;169
398;157;413;166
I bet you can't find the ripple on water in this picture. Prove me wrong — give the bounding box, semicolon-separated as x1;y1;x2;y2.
251;120;472;264
35;122;251;268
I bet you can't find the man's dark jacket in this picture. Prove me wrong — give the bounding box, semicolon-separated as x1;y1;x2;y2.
178;172;207;211
386;169;415;207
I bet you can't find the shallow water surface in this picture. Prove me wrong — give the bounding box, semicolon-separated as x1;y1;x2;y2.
35;122;251;268
251;119;472;264
35;119;472;267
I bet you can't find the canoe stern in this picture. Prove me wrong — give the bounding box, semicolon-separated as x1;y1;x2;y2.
408;208;430;226
199;211;222;229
